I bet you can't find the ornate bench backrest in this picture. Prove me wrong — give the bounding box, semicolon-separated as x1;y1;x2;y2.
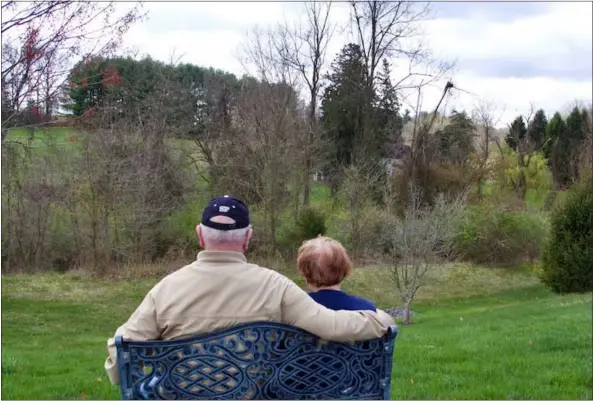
116;322;398;400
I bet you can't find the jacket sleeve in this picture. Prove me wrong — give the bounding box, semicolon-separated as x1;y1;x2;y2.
280;277;390;341
105;291;161;385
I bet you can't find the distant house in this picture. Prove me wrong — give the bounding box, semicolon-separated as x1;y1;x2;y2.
311;142;411;181
312;170;325;182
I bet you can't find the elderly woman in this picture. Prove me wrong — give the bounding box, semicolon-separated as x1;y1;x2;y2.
297;236;376;312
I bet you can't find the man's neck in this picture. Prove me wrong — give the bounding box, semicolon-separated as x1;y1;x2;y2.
309;284;341;292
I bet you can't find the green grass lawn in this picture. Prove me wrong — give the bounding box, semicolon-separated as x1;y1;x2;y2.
6;127;79;148
1;265;591;400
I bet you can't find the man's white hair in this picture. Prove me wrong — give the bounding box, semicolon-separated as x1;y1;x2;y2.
200;224;250;244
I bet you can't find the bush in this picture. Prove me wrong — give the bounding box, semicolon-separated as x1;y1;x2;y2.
540;178;593;293
159;198;207;258
454;204;548;265
277;208;327;259
295;208;327;240
490;149;553;194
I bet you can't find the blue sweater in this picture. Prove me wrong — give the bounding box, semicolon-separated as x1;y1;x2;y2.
308;289;376;312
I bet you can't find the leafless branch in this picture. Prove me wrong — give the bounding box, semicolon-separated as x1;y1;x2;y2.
1;1;144;137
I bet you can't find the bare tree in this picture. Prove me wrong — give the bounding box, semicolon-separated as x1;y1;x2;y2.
240;25;301;86
1;1;143;139
237;29;308;252
0;134;68;272
350;1;452;92
182;72;237;197
340;163;383;262
274;1;335;207
382;185;466;324
1;57;192;273
472;99;505;199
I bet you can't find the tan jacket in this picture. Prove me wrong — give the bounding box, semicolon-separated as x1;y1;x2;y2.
105;251;391;384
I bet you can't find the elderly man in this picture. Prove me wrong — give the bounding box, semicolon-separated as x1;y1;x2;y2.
105;195;393;384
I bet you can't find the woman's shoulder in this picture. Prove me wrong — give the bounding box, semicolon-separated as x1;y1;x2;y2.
344;292;376;311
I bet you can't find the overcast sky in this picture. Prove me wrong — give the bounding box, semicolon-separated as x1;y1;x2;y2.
122;1;592;127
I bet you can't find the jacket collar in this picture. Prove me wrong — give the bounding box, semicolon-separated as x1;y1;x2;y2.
196;250;247;265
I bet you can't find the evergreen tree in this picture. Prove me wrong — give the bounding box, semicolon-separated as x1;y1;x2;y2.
557;106;588;184
566;106;585;143
321;43;368;169
435;110;476;165
544;112;566;159
377;59;399;115
376;58;403;151
582;108;591;136
546;111;577;187
505;116;527;151
66;56;240;133
66;57;110;116
527;109;548;150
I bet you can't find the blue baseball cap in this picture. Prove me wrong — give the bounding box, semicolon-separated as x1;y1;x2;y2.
201;195;250;231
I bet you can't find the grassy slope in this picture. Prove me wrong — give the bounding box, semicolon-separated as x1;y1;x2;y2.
2;266;591;400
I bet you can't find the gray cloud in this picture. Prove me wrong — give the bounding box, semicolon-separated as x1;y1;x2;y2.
459;48;593;81
432;2;550;22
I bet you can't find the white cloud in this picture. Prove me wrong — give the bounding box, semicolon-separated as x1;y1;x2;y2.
125;27;245;72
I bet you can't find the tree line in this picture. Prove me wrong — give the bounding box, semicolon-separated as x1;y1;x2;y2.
504;107;591;195
2;1;592;274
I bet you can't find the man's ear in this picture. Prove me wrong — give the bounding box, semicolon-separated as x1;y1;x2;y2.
243;227;253;252
196;224;205;248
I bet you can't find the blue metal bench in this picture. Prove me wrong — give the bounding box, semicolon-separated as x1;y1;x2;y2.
115;321;397;400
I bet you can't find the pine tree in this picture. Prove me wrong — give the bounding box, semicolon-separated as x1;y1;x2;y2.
566;106;585;143
546;112;572;187
436;110;476;165
377;59;399;116
505;116;527;151
582;108;591;138
545;112;566;158
376;58;403;152
321;43;369;169
527;109;548;150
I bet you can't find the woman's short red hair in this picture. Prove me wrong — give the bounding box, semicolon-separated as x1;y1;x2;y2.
297;236;353;287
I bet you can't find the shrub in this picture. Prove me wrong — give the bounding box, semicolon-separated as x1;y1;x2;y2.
278;208;327;260
540;178;593;293
295;208;327;240
488;149;553;202
382;189;467;324
454;204;548;265
160;198;207;258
